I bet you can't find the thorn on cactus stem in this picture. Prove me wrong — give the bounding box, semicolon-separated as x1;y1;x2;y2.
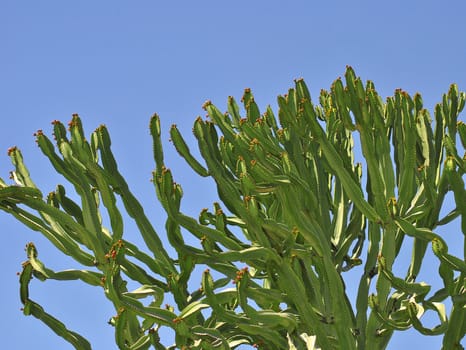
7;146;17;155
202;100;212;110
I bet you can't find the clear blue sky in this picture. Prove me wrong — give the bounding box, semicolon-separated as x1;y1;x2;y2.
1;1;465;349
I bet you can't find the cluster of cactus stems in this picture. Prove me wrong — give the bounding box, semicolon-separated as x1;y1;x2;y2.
1;67;465;350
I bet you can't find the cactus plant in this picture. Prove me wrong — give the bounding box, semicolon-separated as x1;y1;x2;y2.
1;67;465;349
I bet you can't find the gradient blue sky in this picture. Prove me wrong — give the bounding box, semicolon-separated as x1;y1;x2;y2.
1;1;465;349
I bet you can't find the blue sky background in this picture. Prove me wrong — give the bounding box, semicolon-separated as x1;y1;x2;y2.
1;1;465;349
